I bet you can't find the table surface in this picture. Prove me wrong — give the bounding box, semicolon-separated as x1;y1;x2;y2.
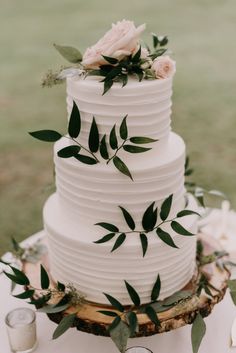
1;205;236;353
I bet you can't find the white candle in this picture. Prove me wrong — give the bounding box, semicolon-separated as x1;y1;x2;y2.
5;308;37;353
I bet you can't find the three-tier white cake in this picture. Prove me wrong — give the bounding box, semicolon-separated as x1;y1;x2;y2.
43;73;198;305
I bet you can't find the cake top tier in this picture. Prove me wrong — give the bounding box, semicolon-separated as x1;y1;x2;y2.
43;20;176;95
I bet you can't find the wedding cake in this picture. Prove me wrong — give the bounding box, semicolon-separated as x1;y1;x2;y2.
36;20;199;306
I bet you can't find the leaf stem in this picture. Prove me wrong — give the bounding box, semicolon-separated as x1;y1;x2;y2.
106;139;128;164
64;136;100;163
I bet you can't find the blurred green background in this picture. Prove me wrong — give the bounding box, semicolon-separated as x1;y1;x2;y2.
1;0;236;254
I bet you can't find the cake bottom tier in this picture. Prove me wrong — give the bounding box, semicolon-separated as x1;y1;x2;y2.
43;193;198;305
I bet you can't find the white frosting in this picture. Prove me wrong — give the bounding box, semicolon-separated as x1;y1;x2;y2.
44;193;198;305
66;75;172;148
54;132;186;229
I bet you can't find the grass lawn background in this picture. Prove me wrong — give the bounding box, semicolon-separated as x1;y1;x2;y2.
1;0;236;254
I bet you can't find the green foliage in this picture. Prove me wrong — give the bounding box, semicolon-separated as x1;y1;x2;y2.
140;233;148;257
57;145;81;158
104;293;124;312
145;305;160;326
29;130;62;142
95;222;119;232
88;117;99;153
110;320;130;353
156;227;178;248
74;154;98;164
52;313;77;339
125;281;141;306
171;221;195;236
191;313;206;353
113;156;133;180
111;233;126;252
53;44;82;63
160;194;173;221
151;274;161;301
142;202;157;231
119;206;135;231
119;115;128;140
100;135;109;160
40;264;50;289
68;101;81;138
109;125;118;150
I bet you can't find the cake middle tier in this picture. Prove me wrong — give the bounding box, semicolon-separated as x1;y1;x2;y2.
54;132;186;229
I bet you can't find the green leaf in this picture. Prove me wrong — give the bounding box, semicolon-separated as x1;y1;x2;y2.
102;55;119;65
57;282;66;292
191;313;206;353
38;303;70;314
227;280;236;305
132;46;142;63
126;311;138;337
94;233;116;244
142;202;157;231
100;135;109;160
109;125;118;150
185;156;190;170
11;237;21;252
151;274;161;302
29;294;51;306
160;36;168;46
123;145;151;153
109;316;121;332
103;79;113;95
185;168;194;176
152;33;159;48
162;290;192;306
119;115;128;140
171;221;195;236
177;210;200;218
52;313;76;339
110;319;130;353
104;293;124;312
119;206;135;230
57;145;80;158
40;264;50;289
145;306;160;326
129;136;158;144
89;117;100;153
74;154;98;165
113;156;133;180
160;194;173;221
124;281;140;307
53;44;82;63
156;227;179;249
121;74;128;87
140;233;148;257
111;233;126;252
98;310;118;317
4;266;30;286
29;130;62;142
95;222;119;232
68;101;81;138
13;290;35;299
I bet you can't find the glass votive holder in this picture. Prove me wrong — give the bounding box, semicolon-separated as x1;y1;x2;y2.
126;347;153;353
5;307;37;353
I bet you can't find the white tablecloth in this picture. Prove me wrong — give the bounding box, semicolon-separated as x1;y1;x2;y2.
1;205;236;353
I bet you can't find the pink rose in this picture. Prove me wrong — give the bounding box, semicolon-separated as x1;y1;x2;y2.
151;55;176;79
82;20;146;69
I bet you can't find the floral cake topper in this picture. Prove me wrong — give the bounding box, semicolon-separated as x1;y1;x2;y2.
43;20;176;94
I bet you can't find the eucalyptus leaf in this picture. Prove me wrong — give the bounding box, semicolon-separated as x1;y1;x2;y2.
57;282;66;292
104;293;124;312
98;310;118;317
102;55;119;65
95;222;119;232
109;125;118;150
103;79;113;95
151;274;161;302
191;313;206;353
160;194;173;221
111;233;126;252
29;130;62;142
123;145;151;153
57;145;81;158
88;117;99;153
109;316;121;332
171;221;195;236
140;233;148;257
177;210;200;218
40;264;50;289
152;33;159;48
52;313;76;339
129;136;158;144
29;294;51;306
38;303;70;314
162;290;192;306
132;46;142;63
4;268;29;286
113;156;133;180
100;135;109;160
119;206;135;230
68;101;81;138
119;115;128;140
94;233;116;244
125;281;140;307
156;228;178;249
53;44;82;63
145;306;160;326
74;154;98;165
160;36;168;46
13;290;35;299
126;311;138;337
142;202;157;231
109;319;130;353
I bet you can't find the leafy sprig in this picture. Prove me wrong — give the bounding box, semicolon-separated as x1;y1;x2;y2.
29;101;157;180
95;193;200;256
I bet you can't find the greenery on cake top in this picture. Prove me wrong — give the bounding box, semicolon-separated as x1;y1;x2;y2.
95;193;200;256
29;100;157;180
42;20;175;95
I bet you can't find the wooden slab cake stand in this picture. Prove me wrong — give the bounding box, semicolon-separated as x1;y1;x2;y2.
23;233;230;337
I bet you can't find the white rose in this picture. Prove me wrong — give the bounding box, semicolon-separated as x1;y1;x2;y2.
151;55;176;79
82;20;146;69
